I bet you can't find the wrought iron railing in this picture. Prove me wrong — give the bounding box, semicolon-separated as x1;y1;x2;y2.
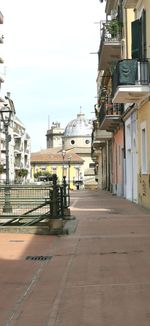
98;103;124;126
112;59;150;96
0;175;70;226
100;20;122;43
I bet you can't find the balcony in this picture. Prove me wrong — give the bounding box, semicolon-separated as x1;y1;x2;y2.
99;103;123;132
123;0;137;8
0;12;4;24
14;145;22;152
92;128;112;147
105;0;116;15
98;20;122;71
112;59;150;104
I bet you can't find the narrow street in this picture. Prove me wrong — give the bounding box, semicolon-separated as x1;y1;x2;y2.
1;189;150;325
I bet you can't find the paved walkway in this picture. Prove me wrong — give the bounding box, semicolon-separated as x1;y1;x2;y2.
1;189;150;325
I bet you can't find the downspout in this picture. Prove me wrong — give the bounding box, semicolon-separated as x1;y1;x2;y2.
122;118;126;197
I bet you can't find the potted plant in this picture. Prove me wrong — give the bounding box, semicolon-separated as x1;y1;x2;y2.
106;19;122;38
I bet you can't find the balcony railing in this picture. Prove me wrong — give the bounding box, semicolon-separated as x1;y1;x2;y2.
98;20;122;70
100;20;122;42
112;59;150;103
99;103;123;131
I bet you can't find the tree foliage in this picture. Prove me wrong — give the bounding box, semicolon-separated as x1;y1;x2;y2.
34;170;52;181
16;168;28;178
0;164;4;175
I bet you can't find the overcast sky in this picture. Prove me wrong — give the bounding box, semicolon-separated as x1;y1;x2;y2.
1;0;105;151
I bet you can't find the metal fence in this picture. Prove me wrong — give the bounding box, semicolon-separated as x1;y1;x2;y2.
0;176;70;227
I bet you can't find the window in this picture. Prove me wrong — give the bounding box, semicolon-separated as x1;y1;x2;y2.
41;166;46;171
71;140;75;145
85;139;90;144
132;9;146;60
89;163;95;168
141;123;147;173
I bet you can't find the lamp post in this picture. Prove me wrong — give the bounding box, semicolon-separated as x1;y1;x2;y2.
61;149;66;181
68;156;72;190
0;104;12;212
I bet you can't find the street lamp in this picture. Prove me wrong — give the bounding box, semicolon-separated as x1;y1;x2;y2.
0;104;13;212
68;156;72;190
61;149;66;180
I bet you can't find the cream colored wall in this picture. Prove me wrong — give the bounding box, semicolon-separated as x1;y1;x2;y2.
80;154;93;170
136;0;150;209
137;101;150;208
125;9;135;59
64;136;91;149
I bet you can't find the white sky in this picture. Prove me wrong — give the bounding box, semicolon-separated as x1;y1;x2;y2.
1;0;105;151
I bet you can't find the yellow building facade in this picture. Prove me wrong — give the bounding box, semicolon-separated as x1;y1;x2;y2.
31;148;84;190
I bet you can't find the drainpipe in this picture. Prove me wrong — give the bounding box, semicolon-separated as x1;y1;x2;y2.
122;118;126;197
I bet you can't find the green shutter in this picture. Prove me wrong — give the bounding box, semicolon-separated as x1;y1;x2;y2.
140;9;146;59
132;10;146;60
132;19;141;59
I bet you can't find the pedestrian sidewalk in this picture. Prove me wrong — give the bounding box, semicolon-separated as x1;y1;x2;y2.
0;189;150;325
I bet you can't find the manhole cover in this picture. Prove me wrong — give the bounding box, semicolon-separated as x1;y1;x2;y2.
9;240;25;242
26;256;52;261
108;211;120;214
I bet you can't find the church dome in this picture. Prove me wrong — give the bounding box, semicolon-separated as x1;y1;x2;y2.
64;113;92;137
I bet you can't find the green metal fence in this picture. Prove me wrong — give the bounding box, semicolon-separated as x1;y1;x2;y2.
0;177;70;227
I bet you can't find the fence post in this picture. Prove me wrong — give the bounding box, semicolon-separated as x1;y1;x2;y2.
63;176;71;217
60;186;64;217
63;176;67;208
50;174;59;218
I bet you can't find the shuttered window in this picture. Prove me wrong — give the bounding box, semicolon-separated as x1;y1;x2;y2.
140;9;146;59
132;9;146;60
132;19;141;59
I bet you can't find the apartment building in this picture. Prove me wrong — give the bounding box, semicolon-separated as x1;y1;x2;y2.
0;10;4;101
0;96;31;183
92;0;150;209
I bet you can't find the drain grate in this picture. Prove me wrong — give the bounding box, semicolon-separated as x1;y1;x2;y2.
9;240;25;242
26;255;52;261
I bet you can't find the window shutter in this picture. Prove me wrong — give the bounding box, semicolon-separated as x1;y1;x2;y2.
140;9;146;59
132;10;146;60
132;19;141;59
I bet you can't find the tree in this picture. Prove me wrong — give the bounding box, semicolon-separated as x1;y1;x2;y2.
34;171;42;180
0;164;4;175
34;170;52;182
16;168;28;178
